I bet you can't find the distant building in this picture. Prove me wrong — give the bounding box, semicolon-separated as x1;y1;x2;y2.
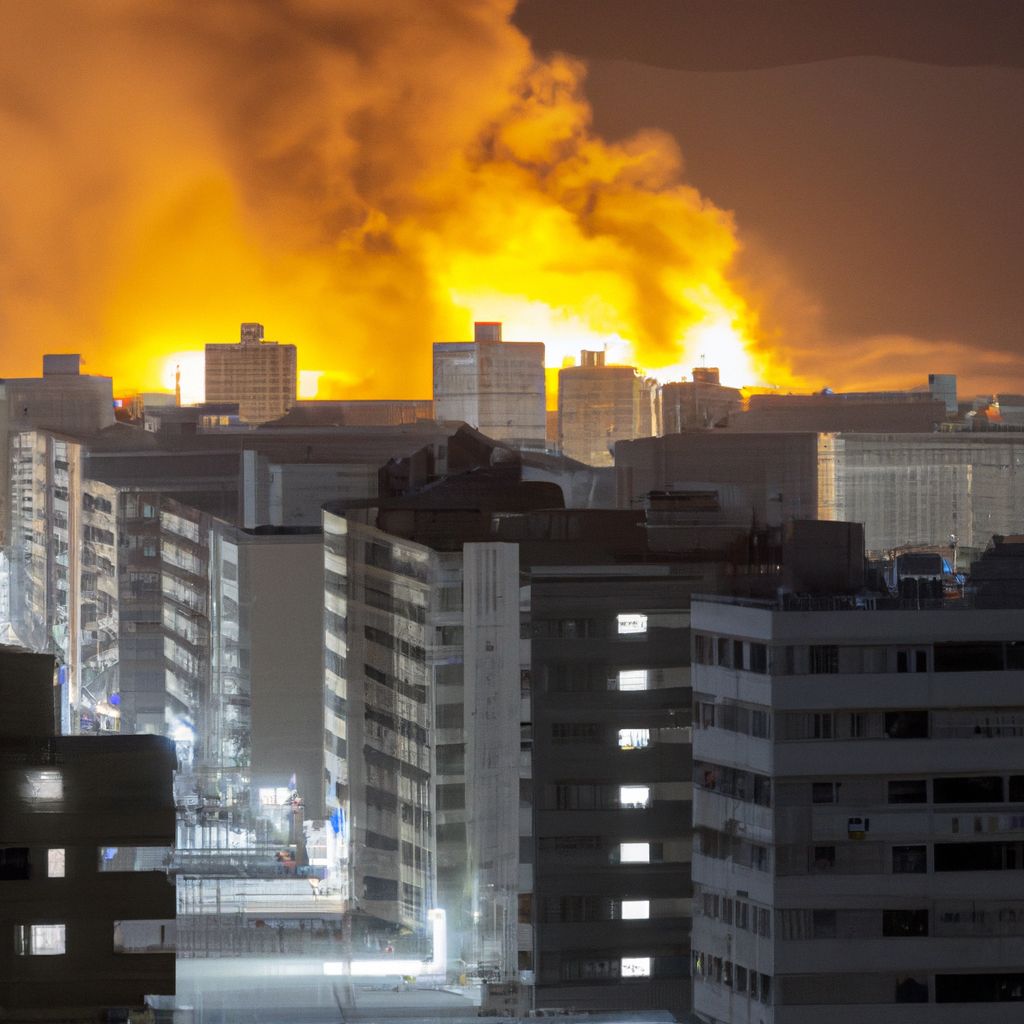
661;368;742;433
558;351;656;466
727;391;947;434
433;322;546;446
929;374;958;416
0;647;176;1018
205;322;297;424
691;588;1024;1023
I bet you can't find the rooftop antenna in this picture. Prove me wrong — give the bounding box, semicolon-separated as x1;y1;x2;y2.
175;364;181;407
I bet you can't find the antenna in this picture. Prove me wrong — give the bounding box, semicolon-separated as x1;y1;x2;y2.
175;364;181;407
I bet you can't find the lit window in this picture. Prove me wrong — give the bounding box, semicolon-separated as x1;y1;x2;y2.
47;849;65;878
259;787;292;806
618;669;648;691
621;900;650;920
621;956;651;977
617;614;648;635
620;842;650;864
17;924;66;955
619;786;651;808
21;771;62;802
618;728;650;750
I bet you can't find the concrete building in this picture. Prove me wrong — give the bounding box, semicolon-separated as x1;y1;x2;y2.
322;511;436;940
816;432;1024;556
617;432;820;526
7;430;120;734
529;565;694;1017
0;647;176;1019
558;351;655;466
433;322;546;447
691;589;1024;1023
205;322;297;424
661;368;742;433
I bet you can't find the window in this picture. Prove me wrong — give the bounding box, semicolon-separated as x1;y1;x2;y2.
749;643;768;674
620;843;650;864
888;779;927;804
812;782;839;804
812;910;837;938
934;776;1004;804
892;845;927;874
813;846;836;870
810;645;838;674
621;957;651;978
884;710;929;738
20;771;62;802
934;642;1004;673
47;849;65;878
621;900;650;920
936;973;1024;1002
882;909;928;937
618;669;648;691
812;713;834;739
618;728;650;750
616;614;647;635
15;924;66;955
0;848;30;880
619;785;651;808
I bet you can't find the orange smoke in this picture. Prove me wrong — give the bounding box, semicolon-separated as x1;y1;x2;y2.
0;0;788;399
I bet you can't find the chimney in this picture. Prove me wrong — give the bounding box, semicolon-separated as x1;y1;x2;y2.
474;321;502;342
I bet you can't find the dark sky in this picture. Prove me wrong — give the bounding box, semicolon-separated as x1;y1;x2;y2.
515;0;1024;392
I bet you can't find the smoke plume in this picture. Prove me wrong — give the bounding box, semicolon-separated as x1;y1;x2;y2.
1;0;776;398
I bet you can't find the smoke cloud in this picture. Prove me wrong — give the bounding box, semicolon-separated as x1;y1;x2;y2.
0;0;773;398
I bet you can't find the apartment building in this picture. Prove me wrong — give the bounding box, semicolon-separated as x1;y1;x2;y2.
0;648;176;1018
205;322;297;424
691;592;1024;1023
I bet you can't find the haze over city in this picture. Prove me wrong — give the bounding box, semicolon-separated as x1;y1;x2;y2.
2;1;1020;403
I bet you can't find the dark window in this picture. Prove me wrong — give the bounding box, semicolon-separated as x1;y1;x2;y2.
812;910;837;938
884;711;929;738
934;642;1005;672
883;909;928;937
1007;643;1024;670
1011;776;1024;802
363;876;399;902
888;780;928;804
0;848;30;880
895;977;929;1003
934;842;1020;872
810;645;838;674
813;846;835;870
933;776;1003;804
892;845;927;874
936;973;1024;1002
812;783;838;804
749;643;768;674
436;784;465;811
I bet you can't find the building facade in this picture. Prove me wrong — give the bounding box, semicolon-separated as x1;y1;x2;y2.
205;322;297;424
433;322;546;446
691;594;1024;1023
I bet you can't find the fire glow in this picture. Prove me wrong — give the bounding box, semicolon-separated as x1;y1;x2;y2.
2;1;788;400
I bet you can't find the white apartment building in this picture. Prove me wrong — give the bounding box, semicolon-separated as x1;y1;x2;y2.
691;594;1024;1023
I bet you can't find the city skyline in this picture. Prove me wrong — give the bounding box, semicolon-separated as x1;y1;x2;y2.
1;2;1019;402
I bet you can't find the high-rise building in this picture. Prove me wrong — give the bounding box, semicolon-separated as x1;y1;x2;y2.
433;322;546;446
204;322;297;424
661;368;742;434
558;351;655;466
691;588;1024;1023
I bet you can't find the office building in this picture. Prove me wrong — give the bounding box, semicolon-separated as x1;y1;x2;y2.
433;322;546;446
691;585;1024;1022
205;322;297;424
0;647;176;1018
558;351;655;466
